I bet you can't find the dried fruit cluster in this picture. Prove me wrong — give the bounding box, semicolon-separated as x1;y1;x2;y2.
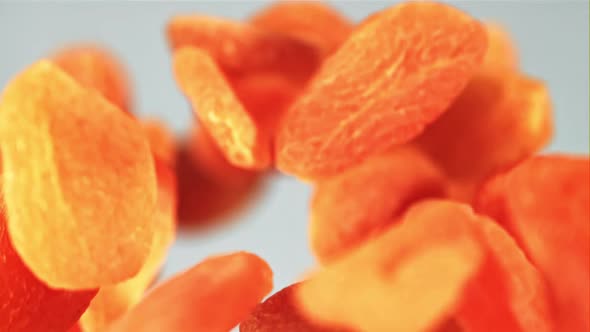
0;2;587;332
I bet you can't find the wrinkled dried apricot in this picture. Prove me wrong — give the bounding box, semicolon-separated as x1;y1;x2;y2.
108;252;273;332
475;155;590;332
52;45;132;113
250;2;353;57
240;283;353;332
0;197;97;332
414;69;552;201
173;47;270;169
80;157;177;332
167;15;320;83
456;216;554;332
310;146;448;263
0;61;157;289
298;200;484;332
276;2;487;179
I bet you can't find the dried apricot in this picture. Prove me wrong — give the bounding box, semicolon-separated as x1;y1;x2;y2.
250;2;353;57
310;146;448;263
475;155;590;332
240;283;353;332
276;2;487;179
298;200;483;332
0;61;157;289
0;195;97;332
167;15;320;83
52;45;132;113
108;252;273;332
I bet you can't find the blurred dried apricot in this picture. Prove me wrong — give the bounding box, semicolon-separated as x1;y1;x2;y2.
298;200;484;332
176;142;261;229
108;252;273;332
167;15;320;83
310;146;448;263
141;120;177;167
475;155;590;332
276;2;487;179
240;283;353;332
250;1;353;57
52;45;132;113
415;69;552;201
0;61;157;289
482;23;518;69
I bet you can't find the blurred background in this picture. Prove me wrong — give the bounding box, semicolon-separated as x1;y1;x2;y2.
0;1;588;293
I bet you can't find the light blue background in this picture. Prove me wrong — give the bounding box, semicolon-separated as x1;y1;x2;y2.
1;1;588;294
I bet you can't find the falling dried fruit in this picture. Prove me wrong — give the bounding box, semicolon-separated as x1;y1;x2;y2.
482;23;518;69
456;216;554;332
250;1;353;57
475;154;590;332
0;196;97;332
173;47;270;169
414;69;552;201
276;2;487;179
240;283;354;332
167;15;320;84
310;146;448;263
108;252;273;332
52;45;132;113
80;157;177;332
298;200;484;332
176;142;260;228
0;61;157;289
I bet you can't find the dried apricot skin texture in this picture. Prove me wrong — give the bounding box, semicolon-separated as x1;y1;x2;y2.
80;158;177;332
276;2;488;179
167;15;320;83
298;200;484;332
0;61;157;289
475;155;590;332
414;69;552;201
0;199;97;332
250;1;353;57
240;283;353;332
108;252;273;332
52;45;132;113
173;47;270;169
457;217;554;332
310;147;448;264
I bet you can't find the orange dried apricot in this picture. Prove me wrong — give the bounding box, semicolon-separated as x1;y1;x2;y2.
250;1;353;57
475;155;590;332
310;146;448;263
0;198;97;332
456;216;554;332
167;15;320;84
80;157;177;332
482;23;518;69
0;61;157;289
173;47;269;169
176;143;260;228
276;2;487;179
297;200;484;332
414;69;552;201
240;283;353;332
108;252;273;332
52;45;132;113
